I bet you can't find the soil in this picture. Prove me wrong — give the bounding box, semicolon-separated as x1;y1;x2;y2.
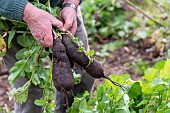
0;39;167;112
103;39;166;79
0;62;13;112
91;38;167;94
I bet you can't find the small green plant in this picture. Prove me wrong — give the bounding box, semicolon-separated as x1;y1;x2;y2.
68;59;170;113
131;59;149;75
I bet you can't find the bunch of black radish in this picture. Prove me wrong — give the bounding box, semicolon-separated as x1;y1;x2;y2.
52;33;125;93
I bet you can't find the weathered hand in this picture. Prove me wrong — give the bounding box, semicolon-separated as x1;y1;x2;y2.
23;2;64;48
59;7;77;35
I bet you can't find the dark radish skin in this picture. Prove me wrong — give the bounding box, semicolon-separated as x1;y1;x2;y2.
62;34;90;69
62;34;89;69
61;34;104;78
85;59;104;78
52;37;74;92
62;34;125;90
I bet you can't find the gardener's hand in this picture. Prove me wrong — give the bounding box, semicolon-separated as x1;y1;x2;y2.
59;0;80;35
23;2;64;48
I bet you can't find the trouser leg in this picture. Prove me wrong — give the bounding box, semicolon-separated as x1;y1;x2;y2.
54;7;95;113
14;77;43;113
3;36;43;113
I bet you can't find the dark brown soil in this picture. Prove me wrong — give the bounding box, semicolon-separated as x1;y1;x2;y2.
0;62;13;112
92;39;167;94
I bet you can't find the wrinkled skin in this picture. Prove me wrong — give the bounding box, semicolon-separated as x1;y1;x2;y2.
23;2;64;47
59;7;77;35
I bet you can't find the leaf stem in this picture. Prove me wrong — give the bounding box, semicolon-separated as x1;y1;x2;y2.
104;75;126;90
47;0;52;13
37;47;45;66
13;47;37;81
6;18;27;25
42;63;52;99
123;0;168;28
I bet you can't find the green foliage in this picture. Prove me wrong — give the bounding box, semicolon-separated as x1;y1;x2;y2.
0;35;6;57
0;107;9;113
81;0;170;56
82;0;132;40
131;59;149;75
73;71;81;85
68;59;170;113
1;0;170;112
8;31;15;48
8;80;30;104
0;19;9;31
34;99;47;106
96;40;124;58
81;0;156;42
17;35;34;47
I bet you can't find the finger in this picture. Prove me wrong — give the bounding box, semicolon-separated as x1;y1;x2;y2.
58;17;65;32
64;17;74;31
33;35;46;46
44;30;53;48
51;16;65;31
38;38;46;47
70;18;77;35
58;13;64;22
52;30;58;39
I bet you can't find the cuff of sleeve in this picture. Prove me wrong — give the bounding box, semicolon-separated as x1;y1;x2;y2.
50;0;61;8
57;0;84;8
13;0;28;21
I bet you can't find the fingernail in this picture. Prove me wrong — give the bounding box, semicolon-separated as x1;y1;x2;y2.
61;28;66;31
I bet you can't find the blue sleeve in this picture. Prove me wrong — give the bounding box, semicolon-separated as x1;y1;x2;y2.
0;0;28;21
